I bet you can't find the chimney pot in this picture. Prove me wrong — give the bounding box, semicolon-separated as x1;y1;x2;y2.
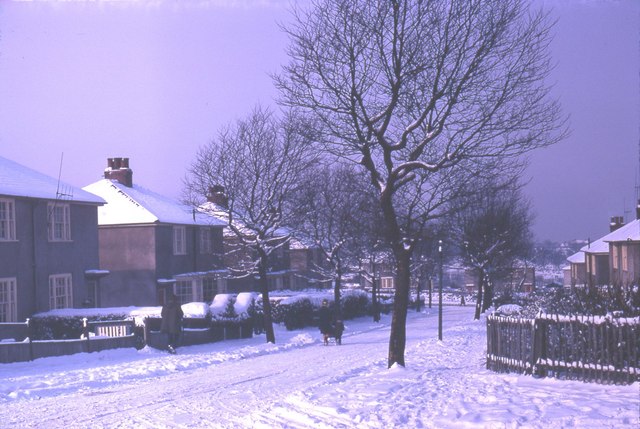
104;157;133;187
207;185;228;208
609;215;625;232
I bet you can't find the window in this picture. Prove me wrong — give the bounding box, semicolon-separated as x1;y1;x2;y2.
622;246;628;271
0;277;17;322
380;276;395;289
49;274;73;310
612;245;619;269
0;199;16;241
217;277;227;294
203;277;217;303
200;227;212;254
173;226;186;255
175;275;220;303
175;279;196;304
48;203;71;241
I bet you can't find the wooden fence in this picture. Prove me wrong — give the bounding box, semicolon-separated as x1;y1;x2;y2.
0;319;138;363
1;317;254;364
486;313;640;385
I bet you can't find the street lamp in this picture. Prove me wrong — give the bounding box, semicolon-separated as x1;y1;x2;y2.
438;239;443;341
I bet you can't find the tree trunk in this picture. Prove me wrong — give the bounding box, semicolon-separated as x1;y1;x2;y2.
474;271;484;320
388;248;411;368
258;253;275;344
333;268;342;319
481;276;493;313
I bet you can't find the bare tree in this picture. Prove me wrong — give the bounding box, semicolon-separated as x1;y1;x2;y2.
184;106;314;343
450;183;534;319
276;0;567;367
291;162;374;316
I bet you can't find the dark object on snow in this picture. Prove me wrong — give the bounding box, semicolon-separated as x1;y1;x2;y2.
323;320;344;346
161;294;184;351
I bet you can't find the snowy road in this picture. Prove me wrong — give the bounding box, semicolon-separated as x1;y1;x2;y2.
1;306;638;428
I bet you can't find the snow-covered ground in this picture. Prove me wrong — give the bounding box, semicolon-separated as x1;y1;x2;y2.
1;306;638;428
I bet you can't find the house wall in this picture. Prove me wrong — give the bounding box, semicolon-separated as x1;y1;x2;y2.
97;224;226;307
97;225;156;307
586;253;609;286
0;198;101;320
570;262;587;287
610;242;640;287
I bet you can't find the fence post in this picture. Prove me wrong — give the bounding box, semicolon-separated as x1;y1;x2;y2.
26;318;33;361
83;318;90;353
532;315;546;377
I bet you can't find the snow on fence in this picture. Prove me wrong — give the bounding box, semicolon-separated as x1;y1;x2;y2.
0;319;138;363
486;314;640;385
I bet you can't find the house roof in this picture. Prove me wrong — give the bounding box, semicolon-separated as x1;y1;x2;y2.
580;235;609;254
603;219;640;243
566;251;585;264
83;179;225;227
0;156;104;204
198;201;296;244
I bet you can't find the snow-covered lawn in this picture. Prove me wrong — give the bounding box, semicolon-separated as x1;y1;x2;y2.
1;306;637;428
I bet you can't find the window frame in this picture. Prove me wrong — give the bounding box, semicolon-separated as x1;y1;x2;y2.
48;202;71;242
173;226;187;255
199;227;212;254
0;277;17;322
49;273;73;310
0;198;17;241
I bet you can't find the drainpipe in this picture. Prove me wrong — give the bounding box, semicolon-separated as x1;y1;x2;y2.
30;201;38;315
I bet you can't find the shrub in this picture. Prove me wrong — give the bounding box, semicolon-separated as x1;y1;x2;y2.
341;292;369;319
282;298;314;330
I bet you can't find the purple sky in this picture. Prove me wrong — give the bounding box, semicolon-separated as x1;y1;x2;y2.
0;0;638;243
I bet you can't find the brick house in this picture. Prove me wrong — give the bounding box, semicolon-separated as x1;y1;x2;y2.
566;250;587;288
0;156;105;321
83;158;226;306
604;206;640;288
581;216;627;289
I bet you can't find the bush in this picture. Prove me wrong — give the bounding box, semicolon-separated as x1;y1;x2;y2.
497;284;640;318
282;298;315;330
29;314;128;340
341;292;369;319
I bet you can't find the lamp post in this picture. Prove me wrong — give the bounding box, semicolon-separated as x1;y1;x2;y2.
438;239;443;341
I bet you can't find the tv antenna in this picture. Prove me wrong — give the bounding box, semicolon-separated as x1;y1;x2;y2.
55;152;73;201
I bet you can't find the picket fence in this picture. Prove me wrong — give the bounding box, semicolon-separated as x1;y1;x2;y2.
486;313;640;385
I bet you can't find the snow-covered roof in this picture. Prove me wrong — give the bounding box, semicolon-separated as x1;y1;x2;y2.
83;179;225;227
198;201;290;239
566;251;585;264
0;156;105;204
603;219;640;243
580;236;609;254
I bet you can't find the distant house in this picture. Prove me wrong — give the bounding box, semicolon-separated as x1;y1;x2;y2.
581;216;627;289
288;238;332;290
83;158;226;306
604;207;640;288
198;190;295;293
463;265;535;295
566;250;587;288
0;156;105;321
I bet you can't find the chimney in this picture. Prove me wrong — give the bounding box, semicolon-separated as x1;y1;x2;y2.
609;215;624;232
207;185;228;208
636;200;640;220
104;157;133;187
